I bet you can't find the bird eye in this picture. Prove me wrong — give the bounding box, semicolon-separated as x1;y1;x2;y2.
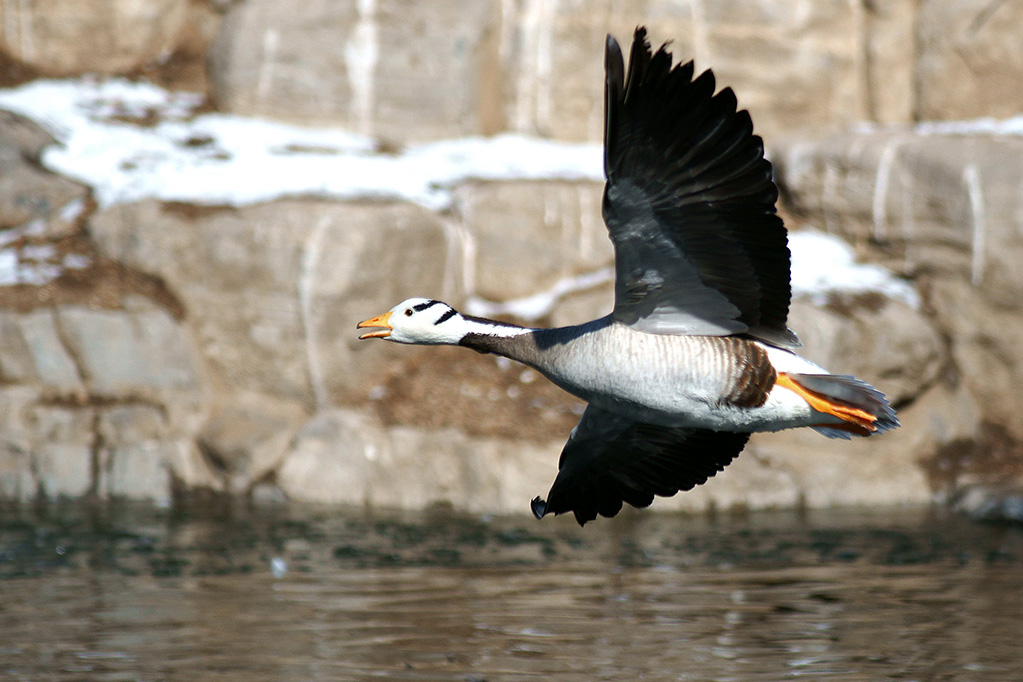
404;308;413;316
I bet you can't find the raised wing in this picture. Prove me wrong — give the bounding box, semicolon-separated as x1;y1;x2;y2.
603;28;798;348
530;405;750;525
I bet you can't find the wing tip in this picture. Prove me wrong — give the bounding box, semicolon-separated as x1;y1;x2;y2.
633;25;649;47
531;496;595;526
605;34;619;60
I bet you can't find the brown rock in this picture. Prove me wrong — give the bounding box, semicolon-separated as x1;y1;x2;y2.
368;344;583;442
452;180;608;301
775;130;1023;442
742;381;979;511
206;0;918;145
923;278;1023;441
276;380;973;515
208;0;500;141
0;109;57;160
89;198;458;405
0;309;84;392
496;0;913;142
56;296;199;397
97;404;182;502
0;111;90;238
196;393;309;494
25;403;94;498
0;0;190;76
277;408;380;506
787;294;946;406
915;0;1023;121
277;406;560;514
9;0;1023;513
0;386;40;499
862;0;916;124
777;132;1023;291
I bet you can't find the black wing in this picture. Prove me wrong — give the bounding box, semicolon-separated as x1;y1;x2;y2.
531;405;750;526
603;28;798;348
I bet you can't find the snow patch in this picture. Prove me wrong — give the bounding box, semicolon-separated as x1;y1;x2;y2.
854;115;1023;138
915;116;1023;137
466;267;613;321
0;250;19;285
0;201;94;287
0;79;918;307
0;245;63;286
0;78;602;210
789;231;919;308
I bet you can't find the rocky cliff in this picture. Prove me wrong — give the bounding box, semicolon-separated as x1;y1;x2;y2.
0;0;1021;519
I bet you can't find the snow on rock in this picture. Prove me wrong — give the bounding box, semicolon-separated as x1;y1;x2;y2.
0;241;92;286
0;78;920;306
852;116;1023;137
0;78;602;210
466;267;614;321
789;230;919;307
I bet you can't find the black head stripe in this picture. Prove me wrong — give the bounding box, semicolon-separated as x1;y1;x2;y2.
435;308;457;325
412;300;440;313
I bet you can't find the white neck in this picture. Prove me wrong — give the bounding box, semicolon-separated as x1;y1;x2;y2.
395;309;534;345
452;314;533;341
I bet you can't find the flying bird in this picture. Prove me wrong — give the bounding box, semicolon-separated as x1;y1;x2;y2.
357;27;899;525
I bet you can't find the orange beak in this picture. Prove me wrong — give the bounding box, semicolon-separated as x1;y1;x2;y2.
357;311;393;339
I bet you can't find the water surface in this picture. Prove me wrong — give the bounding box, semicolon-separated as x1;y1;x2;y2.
1;502;1021;681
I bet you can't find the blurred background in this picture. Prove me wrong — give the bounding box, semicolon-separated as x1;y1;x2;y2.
0;0;1022;522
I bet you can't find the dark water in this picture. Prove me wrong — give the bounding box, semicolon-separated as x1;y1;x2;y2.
1;501;1021;682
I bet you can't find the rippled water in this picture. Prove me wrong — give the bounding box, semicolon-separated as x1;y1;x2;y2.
1;502;1021;681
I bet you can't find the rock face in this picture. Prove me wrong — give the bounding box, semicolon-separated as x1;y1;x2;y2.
915;0;1023;121
0;0;216;86
775;131;1023;443
208;0;501;140
205;0;921;142
0;298;206;502
2;0;1023;516
770;128;1023;513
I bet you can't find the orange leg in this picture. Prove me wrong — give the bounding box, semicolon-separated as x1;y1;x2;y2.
775;373;877;435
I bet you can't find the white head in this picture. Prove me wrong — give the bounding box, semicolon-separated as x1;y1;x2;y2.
358;298;530;345
357;298;467;345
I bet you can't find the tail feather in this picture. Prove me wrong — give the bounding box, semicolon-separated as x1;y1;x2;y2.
777;372;900;439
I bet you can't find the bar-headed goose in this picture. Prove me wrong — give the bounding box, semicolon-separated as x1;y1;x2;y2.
358;27;899;525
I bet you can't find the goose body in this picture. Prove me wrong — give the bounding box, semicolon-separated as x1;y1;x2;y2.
460;316;820;432
358;29;899;524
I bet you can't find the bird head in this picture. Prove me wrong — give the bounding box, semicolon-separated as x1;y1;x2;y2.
357;298;463;345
